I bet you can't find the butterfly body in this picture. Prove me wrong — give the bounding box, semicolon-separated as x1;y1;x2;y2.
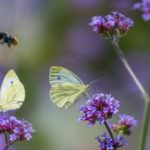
0;70;25;112
49;66;89;109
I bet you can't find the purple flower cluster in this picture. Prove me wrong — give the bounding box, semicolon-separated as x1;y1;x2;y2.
133;0;150;21
80;11;138;150
96;133;128;150
89;11;134;39
111;114;137;135
79;92;137;149
0;116;34;143
118;114;137;127
79;93;120;126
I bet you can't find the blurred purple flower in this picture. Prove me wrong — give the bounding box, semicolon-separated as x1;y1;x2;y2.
89;12;134;39
64;25;105;63
118;114;137;128
0;116;34;143
133;0;150;21
0;67;7;149
15;0;42;13
111;0;133;12
0;66;7;85
96;133;128;150
79;93;120;126
0;134;5;150
67;0;104;11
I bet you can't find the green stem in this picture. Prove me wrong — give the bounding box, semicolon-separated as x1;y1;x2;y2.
3;133;15;150
139;100;150;150
4;140;16;150
4;145;9;150
4;133;9;150
104;121;114;140
110;38;150;150
111;40;149;102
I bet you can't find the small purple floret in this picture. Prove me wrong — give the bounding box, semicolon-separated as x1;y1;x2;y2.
79;93;120;126
89;11;134;38
133;0;150;21
119;114;137;128
96;133;128;150
111;114;137;135
0;116;35;143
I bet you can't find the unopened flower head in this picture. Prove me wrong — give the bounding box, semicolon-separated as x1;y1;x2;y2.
79;93;120;126
96;133;128;150
89;11;134;39
111;114;137;135
133;0;150;21
0;116;35;143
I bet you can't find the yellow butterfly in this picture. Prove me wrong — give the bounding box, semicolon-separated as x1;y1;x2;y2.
49;66;89;109
0;70;25;112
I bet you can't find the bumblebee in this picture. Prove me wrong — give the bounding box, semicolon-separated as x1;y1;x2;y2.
0;32;18;47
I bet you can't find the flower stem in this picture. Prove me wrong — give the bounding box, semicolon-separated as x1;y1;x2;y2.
110;38;150;150
104;121;114;140
4;141;16;150
4;133;9;150
3;133;14;150
111;39;149;102
139;100;150;150
4;145;9;150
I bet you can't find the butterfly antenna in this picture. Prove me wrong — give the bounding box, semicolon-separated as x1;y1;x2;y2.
88;77;102;87
85;92;90;99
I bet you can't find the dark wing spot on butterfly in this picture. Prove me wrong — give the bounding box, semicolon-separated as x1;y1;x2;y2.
57;76;61;80
10;81;14;86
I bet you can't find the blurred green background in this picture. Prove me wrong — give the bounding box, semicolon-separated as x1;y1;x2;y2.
0;0;150;150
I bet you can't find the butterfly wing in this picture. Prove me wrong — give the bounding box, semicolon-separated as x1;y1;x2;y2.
49;66;88;108
50;83;88;109
0;70;25;112
50;66;84;85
